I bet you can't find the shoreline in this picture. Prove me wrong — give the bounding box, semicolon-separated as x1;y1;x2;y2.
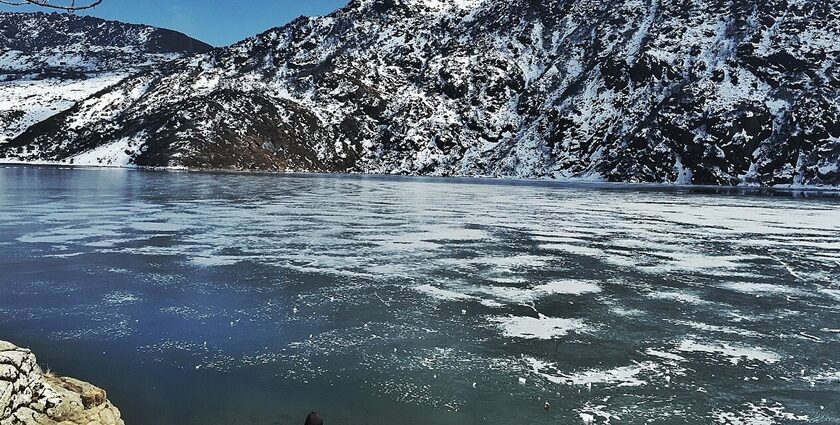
1;160;839;195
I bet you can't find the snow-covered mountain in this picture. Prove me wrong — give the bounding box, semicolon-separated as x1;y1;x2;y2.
0;12;211;145
2;1;838;186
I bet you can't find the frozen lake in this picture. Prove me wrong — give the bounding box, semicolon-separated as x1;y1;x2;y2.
0;166;839;424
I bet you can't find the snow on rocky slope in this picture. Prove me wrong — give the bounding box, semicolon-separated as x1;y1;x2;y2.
0;12;212;145
2;0;838;186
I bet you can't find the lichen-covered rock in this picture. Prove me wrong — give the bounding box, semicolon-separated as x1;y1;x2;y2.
0;341;123;425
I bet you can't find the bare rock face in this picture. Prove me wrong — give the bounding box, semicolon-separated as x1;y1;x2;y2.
0;341;124;425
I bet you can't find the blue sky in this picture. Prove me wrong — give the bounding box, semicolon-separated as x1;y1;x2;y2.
0;0;349;46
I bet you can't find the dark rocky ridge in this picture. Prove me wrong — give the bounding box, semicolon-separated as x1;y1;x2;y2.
0;11;212;79
2;0;839;186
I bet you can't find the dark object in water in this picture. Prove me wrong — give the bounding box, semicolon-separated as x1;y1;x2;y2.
305;411;324;425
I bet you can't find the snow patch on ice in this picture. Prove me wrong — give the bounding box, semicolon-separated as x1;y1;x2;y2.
719;282;803;296
647;290;710;305
492;314;586;339
523;356;658;388
645;348;687;362
712;401;808;424
466;279;601;304
535;280;602;295
676;339;780;365
416;284;477;302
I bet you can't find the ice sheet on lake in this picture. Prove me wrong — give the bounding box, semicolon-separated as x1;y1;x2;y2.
2;170;838;424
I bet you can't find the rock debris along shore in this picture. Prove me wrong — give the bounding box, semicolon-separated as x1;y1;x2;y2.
0;341;124;425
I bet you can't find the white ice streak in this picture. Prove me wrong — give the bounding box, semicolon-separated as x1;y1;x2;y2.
712;401;808;424
647;290;711;305
676;339;781;365
719;282;805;297
464;279;601;304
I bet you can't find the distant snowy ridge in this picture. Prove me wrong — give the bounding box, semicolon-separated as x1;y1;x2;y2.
0;12;212;146
2;1;839;186
0;12;212;76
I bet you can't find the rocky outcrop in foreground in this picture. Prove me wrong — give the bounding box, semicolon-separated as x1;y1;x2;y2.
0;341;123;425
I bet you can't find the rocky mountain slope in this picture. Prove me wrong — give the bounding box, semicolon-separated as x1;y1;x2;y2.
0;341;124;425
2;0;838;186
0;12;212;145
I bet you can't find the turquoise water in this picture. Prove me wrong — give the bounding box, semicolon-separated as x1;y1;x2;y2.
0;166;839;424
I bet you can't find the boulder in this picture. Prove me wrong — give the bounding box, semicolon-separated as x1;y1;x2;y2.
0;341;123;425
